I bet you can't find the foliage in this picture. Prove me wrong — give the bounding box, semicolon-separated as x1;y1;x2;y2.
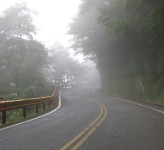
0;3;48;99
70;0;164;100
44;44;86;87
8;110;22;121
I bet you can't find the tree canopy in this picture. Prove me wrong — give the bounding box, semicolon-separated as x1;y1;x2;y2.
70;0;164;100
44;44;86;88
0;3;48;98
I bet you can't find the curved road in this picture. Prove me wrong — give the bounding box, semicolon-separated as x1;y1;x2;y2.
0;88;164;150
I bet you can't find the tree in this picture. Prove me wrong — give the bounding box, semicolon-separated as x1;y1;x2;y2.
44;44;86;88
0;3;48;98
70;0;164;100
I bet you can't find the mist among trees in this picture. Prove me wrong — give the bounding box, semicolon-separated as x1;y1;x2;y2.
70;0;164;101
0;1;164;103
0;3;86;100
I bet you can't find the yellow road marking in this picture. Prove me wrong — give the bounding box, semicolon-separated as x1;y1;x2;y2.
72;103;108;150
95;104;107;128
89;103;104;127
72;128;97;150
59;126;90;150
60;102;103;150
60;97;108;150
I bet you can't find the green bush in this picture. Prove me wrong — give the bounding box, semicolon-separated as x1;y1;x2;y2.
8;110;22;121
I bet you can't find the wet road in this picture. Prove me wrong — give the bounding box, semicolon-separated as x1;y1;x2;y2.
0;88;164;150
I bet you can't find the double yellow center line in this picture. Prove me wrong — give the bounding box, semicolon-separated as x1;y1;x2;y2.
60;97;108;150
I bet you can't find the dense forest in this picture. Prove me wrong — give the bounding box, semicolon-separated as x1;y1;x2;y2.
0;3;85;100
1;1;164;102
70;0;164;102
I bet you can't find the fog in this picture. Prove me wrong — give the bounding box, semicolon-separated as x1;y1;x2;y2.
0;1;163;149
0;0;164;102
0;0;81;47
79;61;101;90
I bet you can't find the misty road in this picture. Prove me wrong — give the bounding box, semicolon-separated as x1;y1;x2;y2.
0;88;164;150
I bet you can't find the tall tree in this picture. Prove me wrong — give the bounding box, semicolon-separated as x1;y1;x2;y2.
0;3;47;98
70;0;164;99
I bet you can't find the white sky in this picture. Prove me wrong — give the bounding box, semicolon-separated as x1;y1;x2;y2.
0;0;81;47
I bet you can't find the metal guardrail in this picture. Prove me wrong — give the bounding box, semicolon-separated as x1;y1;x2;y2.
0;88;58;124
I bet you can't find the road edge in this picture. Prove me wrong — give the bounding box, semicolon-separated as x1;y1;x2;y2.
94;92;164;115
117;97;164;115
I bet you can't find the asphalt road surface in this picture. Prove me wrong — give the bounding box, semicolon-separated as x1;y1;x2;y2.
0;87;164;150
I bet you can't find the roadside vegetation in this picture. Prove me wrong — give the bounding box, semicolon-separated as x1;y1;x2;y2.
69;0;164;103
0;3;85;101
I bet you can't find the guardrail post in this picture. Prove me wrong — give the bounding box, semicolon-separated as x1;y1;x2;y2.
2;110;6;124
23;107;26;118
43;103;45;110
36;104;39;113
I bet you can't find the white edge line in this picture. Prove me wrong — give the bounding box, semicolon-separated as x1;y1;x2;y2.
94;92;164;115
0;90;62;131
117;98;164;115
